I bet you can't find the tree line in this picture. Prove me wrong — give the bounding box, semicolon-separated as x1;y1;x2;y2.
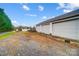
0;8;13;32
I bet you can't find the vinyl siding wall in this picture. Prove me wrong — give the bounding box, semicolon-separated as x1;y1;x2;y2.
52;20;78;40
36;19;79;40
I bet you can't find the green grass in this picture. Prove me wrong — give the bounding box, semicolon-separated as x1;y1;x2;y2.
0;31;15;40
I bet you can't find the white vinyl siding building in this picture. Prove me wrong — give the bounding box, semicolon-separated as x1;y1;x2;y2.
36;9;79;40
41;25;50;34
52;20;78;40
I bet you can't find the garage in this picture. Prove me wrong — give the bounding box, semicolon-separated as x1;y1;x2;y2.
36;9;79;40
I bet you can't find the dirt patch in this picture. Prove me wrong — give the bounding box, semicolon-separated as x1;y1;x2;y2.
24;32;79;56
24;32;79;48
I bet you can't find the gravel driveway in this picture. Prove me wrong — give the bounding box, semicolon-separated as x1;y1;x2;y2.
0;32;79;56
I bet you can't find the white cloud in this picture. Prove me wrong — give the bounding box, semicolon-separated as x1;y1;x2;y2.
42;16;47;19
22;5;30;11
12;20;27;27
38;5;44;11
42;16;55;19
63;9;73;13
57;3;79;13
26;14;37;17
35;16;55;25
11;20;19;26
35;16;47;24
57;3;65;10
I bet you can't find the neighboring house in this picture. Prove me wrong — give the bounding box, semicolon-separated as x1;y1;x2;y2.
22;28;30;31
15;26;30;32
35;9;79;40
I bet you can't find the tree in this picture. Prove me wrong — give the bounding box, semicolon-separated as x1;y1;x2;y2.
0;8;13;32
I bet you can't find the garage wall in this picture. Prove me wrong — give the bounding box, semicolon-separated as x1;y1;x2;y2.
77;19;79;39
36;25;41;32
41;24;50;34
36;24;50;34
36;19;79;40
52;20;78;40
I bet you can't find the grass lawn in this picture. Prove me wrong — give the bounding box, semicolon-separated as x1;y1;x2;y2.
0;31;15;40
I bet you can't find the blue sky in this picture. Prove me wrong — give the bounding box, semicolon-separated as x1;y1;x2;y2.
0;3;79;27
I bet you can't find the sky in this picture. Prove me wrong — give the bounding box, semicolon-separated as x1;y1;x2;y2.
0;3;79;27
